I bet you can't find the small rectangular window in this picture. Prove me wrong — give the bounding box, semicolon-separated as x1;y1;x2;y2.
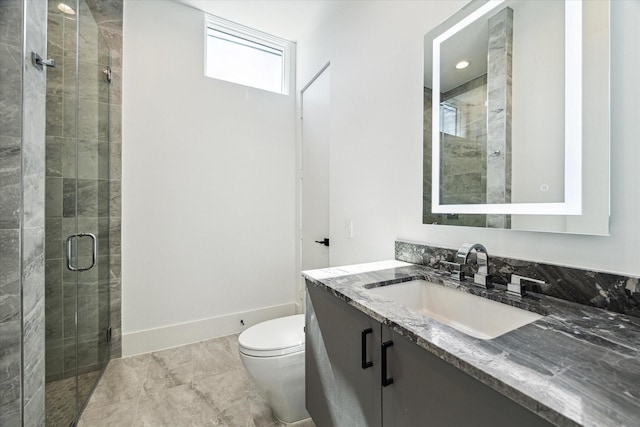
205;15;291;95
440;103;458;136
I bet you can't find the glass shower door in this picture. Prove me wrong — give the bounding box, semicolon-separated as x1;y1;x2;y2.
45;0;111;425
74;0;111;410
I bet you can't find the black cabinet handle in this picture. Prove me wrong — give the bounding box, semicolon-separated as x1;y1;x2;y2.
381;340;394;387
361;328;373;369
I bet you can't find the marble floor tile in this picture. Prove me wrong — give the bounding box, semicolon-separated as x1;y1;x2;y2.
77;334;316;427
45;376;75;427
46;370;107;427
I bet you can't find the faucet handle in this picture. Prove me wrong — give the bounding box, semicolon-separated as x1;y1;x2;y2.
473;272;493;289
439;261;464;280
507;274;546;297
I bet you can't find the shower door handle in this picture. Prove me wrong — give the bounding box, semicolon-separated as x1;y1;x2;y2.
66;233;97;271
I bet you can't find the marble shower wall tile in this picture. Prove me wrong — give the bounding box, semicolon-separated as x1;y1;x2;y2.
22;0;48;422
440;75;488;207
85;0;124;32
0;136;22;229
110;256;121;358
23;383;45;427
1;0;55;423
395;240;640;318
0;230;22;426
425;78;490;228
0;43;22;139
109;142;121;182
22;228;45;321
109;179;121;217
0;0;23;47
99;27;122;68
23;173;45;229
46;177;63;219
62;95;77;138
109;214;120;255
45;136;63;177
81;0;123;360
78;61;110;103
109;103;121;142
46;13;64;94
0;3;24;424
46;94;64;137
45;218;63;260
77;99;109;141
486;7;513;229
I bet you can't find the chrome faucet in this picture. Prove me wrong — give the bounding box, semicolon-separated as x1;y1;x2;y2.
456;243;493;289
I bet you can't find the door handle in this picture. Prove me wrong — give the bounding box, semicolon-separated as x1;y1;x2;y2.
66;233;97;272
361;328;373;369
381;340;394;387
314;238;330;247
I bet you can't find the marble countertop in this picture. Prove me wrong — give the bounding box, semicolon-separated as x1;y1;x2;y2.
303;261;640;427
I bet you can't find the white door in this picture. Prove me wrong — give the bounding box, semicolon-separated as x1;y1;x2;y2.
301;65;331;271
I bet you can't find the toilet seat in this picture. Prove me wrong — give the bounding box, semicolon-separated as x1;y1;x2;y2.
239;314;305;357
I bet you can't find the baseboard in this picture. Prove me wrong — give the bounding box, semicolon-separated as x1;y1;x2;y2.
122;302;297;357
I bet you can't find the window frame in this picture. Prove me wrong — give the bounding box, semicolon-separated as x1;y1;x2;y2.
439;103;459;136
204;14;292;95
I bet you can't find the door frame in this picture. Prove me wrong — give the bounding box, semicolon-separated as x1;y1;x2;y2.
297;62;331;311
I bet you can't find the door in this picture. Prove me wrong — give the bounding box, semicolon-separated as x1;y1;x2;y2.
301;65;331;271
73;0;112;411
381;325;553;427
306;282;382;427
44;0;111;424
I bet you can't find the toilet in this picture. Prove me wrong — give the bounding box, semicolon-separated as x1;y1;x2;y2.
238;314;309;424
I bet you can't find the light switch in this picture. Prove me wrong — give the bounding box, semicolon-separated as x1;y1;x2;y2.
346;219;354;239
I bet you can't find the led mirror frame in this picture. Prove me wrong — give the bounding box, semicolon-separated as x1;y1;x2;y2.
431;0;582;215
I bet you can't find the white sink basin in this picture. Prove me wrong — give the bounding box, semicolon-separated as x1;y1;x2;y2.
367;280;543;340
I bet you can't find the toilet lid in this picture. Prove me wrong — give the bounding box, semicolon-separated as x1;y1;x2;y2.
239;314;305;357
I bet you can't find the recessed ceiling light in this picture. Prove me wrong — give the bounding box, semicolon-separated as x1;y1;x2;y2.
57;3;76;15
455;60;470;70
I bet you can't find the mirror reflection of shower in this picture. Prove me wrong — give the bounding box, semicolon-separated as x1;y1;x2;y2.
437;6;513;228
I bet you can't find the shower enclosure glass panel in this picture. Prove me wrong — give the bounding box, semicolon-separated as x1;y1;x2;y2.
45;0;111;425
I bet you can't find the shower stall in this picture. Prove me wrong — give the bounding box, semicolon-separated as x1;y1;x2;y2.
44;0;112;424
0;0;120;424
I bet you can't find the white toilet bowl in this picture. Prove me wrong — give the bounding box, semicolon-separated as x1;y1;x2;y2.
238;314;309;424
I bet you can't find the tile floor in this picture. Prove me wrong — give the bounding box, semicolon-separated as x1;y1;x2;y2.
77;334;315;427
46;371;101;426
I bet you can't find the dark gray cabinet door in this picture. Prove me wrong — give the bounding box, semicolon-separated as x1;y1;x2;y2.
306;282;382;427
381;325;554;427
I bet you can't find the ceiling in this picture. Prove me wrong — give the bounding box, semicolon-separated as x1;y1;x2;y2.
424;11;489;93
174;0;329;41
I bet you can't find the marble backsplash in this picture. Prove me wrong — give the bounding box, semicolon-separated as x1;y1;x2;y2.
395;240;640;318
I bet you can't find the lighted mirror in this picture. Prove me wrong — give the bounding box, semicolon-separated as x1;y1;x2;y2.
423;0;610;234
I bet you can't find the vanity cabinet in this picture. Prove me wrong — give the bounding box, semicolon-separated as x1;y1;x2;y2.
306;281;382;427
306;281;554;427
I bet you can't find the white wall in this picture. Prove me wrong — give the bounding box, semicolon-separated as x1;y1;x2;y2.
296;0;640;276
122;0;297;354
510;0;610;235
511;0;565;205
